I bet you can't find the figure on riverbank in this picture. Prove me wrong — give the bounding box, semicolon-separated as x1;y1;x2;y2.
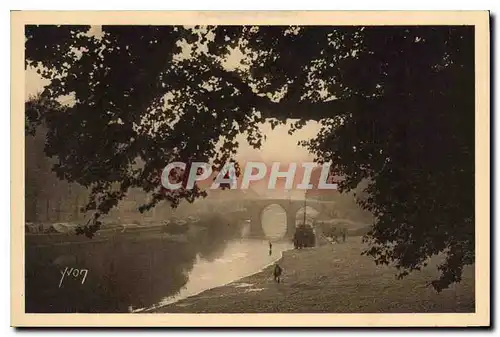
342;228;347;243
269;241;273;256
273;263;283;283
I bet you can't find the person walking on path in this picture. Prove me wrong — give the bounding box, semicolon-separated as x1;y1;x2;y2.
273;263;283;283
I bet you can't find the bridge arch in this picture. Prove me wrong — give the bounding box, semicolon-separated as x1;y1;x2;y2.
259;204;288;239
245;199;332;239
294;206;322;227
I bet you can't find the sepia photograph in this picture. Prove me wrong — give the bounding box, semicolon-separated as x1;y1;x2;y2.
11;11;490;327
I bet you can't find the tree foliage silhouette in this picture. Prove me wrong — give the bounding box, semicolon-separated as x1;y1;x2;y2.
25;25;474;291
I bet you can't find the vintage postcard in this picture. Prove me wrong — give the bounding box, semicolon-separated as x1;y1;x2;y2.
11;11;490;327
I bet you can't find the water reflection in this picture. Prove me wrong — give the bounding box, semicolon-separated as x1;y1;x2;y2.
25;214;291;313
143;239;292;311
26;236;197;312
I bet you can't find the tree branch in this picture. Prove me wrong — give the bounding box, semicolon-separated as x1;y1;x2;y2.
209;64;377;120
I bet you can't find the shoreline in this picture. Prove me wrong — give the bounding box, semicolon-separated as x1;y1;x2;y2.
143;243;292;313
150;252;288;313
152;239;475;313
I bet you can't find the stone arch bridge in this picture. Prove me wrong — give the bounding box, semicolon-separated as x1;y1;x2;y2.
204;198;336;239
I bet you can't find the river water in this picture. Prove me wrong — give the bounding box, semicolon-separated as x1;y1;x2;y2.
137;239;292;312
25;211;293;313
